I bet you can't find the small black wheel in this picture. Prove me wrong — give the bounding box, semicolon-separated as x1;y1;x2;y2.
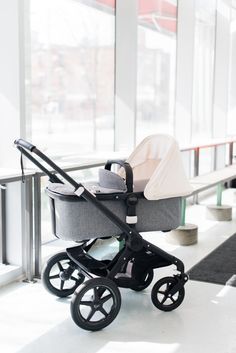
42;251;85;298
70;277;121;331
131;268;154;291
151;276;185;312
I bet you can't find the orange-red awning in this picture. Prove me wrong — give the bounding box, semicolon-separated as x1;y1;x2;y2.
96;0;177;33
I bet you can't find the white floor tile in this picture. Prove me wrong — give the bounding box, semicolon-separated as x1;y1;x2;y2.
1;189;236;353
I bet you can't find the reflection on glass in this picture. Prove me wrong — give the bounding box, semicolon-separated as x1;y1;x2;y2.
30;0;115;159
136;0;177;143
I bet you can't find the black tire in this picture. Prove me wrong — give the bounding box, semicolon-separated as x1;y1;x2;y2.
70;277;121;331
42;251;85;298
131;268;154;292
151;276;185;312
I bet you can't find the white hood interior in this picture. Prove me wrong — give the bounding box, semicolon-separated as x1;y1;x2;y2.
124;134;193;200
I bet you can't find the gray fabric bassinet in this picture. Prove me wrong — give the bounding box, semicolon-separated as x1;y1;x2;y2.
44;134;195;242
46;181;181;241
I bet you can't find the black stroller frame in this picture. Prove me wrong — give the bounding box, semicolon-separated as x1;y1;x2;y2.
15;139;188;331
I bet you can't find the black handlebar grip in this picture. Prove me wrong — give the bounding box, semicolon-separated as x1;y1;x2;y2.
14;139;36;152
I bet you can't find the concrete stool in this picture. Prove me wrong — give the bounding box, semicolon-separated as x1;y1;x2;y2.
206;204;232;221
166;198;198;246
167;223;198;246
206;183;232;221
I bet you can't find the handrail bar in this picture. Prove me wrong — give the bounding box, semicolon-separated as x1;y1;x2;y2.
180;137;236;153
1;137;235;184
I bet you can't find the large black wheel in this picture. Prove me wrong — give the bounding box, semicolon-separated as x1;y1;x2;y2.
42;251;85;298
151;276;185;312
131;268;154;292
70;277;121;331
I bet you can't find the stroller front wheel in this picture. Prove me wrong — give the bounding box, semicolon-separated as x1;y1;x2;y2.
70;277;121;331
42;251;85;298
151;276;185;312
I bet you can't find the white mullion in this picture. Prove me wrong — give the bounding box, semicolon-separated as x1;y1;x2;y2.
114;0;138;152
174;0;195;145
213;0;231;138
19;0;32;143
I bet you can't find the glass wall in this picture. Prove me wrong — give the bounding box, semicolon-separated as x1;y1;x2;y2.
29;0;116;245
28;0;236;159
136;0;177;143
2;0;236;279
191;0;216;142
30;0;115;159
228;4;236;136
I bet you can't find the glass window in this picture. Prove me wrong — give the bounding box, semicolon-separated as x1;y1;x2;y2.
136;0;177;143
29;0;116;245
228;5;236;136
191;0;216;142
30;0;115;159
199;148;214;174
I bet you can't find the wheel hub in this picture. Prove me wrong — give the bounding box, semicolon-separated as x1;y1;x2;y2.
59;271;70;281
94;303;101;310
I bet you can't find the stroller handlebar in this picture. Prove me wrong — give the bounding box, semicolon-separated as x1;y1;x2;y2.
14;139;36;152
14;138;77;186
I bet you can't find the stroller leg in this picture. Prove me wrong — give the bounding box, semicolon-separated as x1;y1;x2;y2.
107;246;133;280
142;239;188;312
143;239;186;275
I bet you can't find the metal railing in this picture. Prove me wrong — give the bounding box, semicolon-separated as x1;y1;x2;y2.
0;161;106;282
181;138;235;177
0;171;35;282
0;138;236;282
0;185;6;265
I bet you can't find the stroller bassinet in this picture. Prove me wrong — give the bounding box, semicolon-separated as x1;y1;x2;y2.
15;134;192;332
46;134;191;241
47;185;181;241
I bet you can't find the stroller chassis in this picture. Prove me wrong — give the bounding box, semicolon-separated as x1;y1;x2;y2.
15;139;188;331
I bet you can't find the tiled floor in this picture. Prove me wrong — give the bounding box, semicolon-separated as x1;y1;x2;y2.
1;189;236;353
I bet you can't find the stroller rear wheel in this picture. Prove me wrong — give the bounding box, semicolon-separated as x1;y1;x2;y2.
151;276;185;311
42;251;85;298
70;277;121;331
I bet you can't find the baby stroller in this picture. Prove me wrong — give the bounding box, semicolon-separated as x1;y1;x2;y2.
15;135;192;331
